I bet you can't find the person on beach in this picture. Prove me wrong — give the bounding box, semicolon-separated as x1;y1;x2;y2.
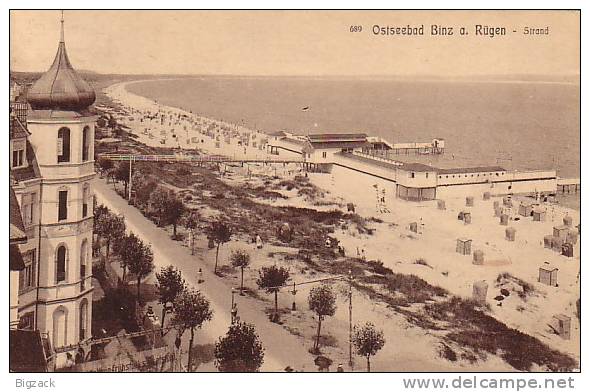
256;234;263;249
231;303;239;324
197;268;204;284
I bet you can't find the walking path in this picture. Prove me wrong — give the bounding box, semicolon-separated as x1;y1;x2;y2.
93;177;317;372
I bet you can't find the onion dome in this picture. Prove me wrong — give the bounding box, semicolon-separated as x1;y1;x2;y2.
27;15;95;111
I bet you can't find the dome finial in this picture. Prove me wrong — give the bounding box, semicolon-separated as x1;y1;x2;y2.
27;9;96;112
60;10;64;43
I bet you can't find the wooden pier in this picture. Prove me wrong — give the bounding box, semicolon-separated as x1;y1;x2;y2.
556;178;580;194
98;153;304;165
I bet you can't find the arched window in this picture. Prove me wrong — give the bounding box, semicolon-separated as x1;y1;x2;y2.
52;307;68;348
56;245;67;283
79;299;88;341
82;126;90;162
80;240;88;291
57;127;71;163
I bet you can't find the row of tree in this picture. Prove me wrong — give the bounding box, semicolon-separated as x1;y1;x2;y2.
94;204;155;303
100;160;234;272
96;165;386;371
155;265;264;372
94;204;265;372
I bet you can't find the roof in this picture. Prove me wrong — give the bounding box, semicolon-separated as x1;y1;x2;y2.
437;166;506;175
308;133;368;142
10;187;27;245
9;330;49;372
335;151;402;171
27;19;95;111
280;137;307;147
10;102;29;124
268;131;288;137
398;162;438;172
9;115;29;140
10;244;26;271
309;141;370;150
27;107;96;120
11;141;41;182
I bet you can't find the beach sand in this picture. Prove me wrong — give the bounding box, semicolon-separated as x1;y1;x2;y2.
102;80;580;371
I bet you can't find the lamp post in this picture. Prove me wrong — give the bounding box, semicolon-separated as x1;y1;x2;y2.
230;288;238;324
291;282;297;311
348;269;354;369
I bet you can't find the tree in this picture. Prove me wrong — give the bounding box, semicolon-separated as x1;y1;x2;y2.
97;116;107;128
96;212;126;259
126;236;154;303
183;210;201;255
214;322;264;372
113;233;132;282
132;170;158;207
134;176;157;209
206;221;231;274
155;266;185;329
172;288;213;372
93;204;109;249
148;187;169;227
352;322;386;372
97;157;113;177
308;285;337;352
114;161;131;195
256;265;289;321
163;193;185;239
230;249;251;295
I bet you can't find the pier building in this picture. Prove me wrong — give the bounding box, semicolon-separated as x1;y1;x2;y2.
332;151;557;201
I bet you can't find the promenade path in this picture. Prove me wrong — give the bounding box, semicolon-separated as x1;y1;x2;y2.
93;177;316;372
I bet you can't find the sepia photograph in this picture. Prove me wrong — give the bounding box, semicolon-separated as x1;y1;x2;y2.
7;7;581;379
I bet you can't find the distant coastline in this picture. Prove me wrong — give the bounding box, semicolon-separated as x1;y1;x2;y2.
115;77;580;210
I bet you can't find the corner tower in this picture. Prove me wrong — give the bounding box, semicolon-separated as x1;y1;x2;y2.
24;12;95;360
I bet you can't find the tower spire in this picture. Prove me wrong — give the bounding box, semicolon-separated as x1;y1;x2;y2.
60;10;64;42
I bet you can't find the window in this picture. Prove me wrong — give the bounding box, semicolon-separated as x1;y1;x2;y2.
82;185;89;218
30;193;37;224
410;172;415;178
52;307;67;348
80;241;87;291
82;126;90;161
426;173;429;178
21;193;36;226
56;245;67;283
22;194;31;225
12;149;24;168
18;312;35;330
79;300;88;340
58;190;68;221
57;127;71;163
322;151;327;158
18;250;36;292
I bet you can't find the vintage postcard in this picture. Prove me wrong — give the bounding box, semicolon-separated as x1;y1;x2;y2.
9;9;580;378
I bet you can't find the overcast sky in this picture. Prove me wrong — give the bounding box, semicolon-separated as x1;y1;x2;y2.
10;10;580;76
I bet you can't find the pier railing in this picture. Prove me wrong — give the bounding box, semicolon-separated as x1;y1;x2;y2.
351;150;404;166
97;153;304;164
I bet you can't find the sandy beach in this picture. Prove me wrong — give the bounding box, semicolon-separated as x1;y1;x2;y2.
101;80;580;371
104;80;273;161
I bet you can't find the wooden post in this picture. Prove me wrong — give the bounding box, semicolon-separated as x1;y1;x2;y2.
128;156;133;202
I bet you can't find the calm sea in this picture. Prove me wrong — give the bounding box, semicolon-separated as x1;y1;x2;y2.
126;77;580;208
